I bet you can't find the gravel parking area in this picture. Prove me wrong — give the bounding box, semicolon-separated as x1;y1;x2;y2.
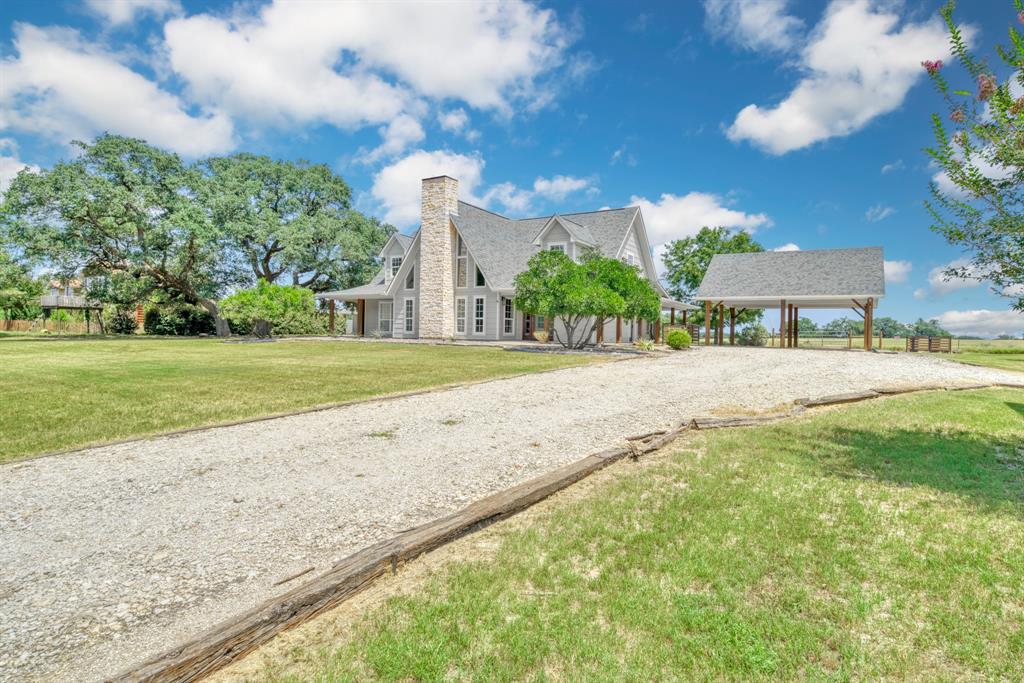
1;347;1019;682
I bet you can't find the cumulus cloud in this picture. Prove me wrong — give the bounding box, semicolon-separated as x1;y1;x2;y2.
883;259;912;284
0;139;40;192
773;243;801;251
358;114;426;164
727;0;955;154
1;24;234;156
703;0;804;53
630;191;772;275
438;108;469;133
936;309;1024;338
913;258;983;299
84;0;181;25
865;204;896;222
881;159;904;174
163;0;575;134
371;150;595;227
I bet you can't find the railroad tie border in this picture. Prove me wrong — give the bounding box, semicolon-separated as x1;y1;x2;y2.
113;381;1023;683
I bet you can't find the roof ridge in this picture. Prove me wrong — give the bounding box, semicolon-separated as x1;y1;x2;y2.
457;200;510;220
716;246;883;257
514;205;638;222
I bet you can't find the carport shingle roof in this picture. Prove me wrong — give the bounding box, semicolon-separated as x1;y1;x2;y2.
696;247;885;299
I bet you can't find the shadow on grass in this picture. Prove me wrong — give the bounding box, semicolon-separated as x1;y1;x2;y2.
802;425;1024;516
1007;402;1024;418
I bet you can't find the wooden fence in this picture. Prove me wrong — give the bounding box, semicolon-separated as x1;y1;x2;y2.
905;336;952;353
2;319;93;334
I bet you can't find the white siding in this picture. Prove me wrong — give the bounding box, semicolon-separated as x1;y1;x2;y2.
620;227;645;275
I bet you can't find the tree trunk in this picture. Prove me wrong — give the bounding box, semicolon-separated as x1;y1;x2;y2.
198;297;231;337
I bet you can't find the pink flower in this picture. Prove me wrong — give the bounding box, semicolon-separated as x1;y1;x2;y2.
950;109;965;123
921;59;943;74
977;74;997;101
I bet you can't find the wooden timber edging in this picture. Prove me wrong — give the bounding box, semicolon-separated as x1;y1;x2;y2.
112;381;1024;683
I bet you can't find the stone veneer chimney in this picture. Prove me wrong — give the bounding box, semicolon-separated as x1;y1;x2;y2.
417;175;458;338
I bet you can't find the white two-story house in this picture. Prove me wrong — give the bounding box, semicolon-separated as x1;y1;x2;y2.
319;176;692;344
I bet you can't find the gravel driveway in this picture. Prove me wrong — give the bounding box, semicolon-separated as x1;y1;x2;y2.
1;347;1019;682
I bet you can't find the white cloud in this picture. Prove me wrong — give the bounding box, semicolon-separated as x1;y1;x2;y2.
883;259;912;284
1;24;234;156
438;108;469;133
84;0;180;25
703;0;804;53
358;114;425;164
913;258;982;299
163;0;574;134
865;204;896;222
0;139;40;192
630;191;772;275
881;159;904;174
727;0;956;154
371;150;594;227
936;309;1024;338
609;144;637;167
773;243;801;251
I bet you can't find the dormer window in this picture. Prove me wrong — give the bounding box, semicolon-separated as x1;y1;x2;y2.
390;256;403;278
549;243;566;254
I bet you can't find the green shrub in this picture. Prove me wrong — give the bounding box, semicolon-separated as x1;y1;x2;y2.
634;338;655;351
143;305;215;336
108;308;138;335
666;328;691;350
737;323;768;347
220;281;326;336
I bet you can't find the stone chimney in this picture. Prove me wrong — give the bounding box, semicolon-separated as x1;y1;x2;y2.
417;175;458;338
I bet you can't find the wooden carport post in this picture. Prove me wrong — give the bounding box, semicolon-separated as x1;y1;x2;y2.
729;307;736;345
863;297;873;350
704;300;712;346
328;299;336;335
779;299;787;348
793;306;799;348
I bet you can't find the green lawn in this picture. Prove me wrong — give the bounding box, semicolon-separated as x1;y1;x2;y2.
951;350;1024;373
245;389;1024;682
0;338;595;462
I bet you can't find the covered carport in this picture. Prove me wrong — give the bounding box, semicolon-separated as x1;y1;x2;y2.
693;247;886;350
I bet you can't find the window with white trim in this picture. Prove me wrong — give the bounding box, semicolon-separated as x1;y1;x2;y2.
390;256;403;278
475;266;485;287
456;236;467;287
503;297;513;335
404;298;414;333
473;296;485;334
455;297;466;334
405;267;414;289
549;243;566;254
379;301;393;333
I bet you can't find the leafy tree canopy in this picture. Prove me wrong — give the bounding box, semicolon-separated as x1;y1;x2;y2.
513;250;659;349
924;0;1024;311
0;247;42;320
201;153;394;292
219;279;325;336
0;134;238;334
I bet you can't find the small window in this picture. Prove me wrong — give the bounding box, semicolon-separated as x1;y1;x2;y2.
503;298;513;335
457;236;467;256
474;296;485;334
405;267;415;290
456;237;468;288
625;253;637;266
379;301;393;333
404;298;414;333
475;266;485;287
549;243;566;254
456;297;466;334
390;256;403;278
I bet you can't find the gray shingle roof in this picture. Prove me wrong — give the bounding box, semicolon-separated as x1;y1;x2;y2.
394;233;415;250
453;202;640;289
696;247;885;300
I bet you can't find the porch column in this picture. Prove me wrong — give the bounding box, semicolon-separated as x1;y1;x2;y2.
616;316;622;343
704;300;712;346
654;316;661;343
356;298;365;336
682;310;688;326
779;300;786;348
729;307;736;345
328;299;336;335
670;308;675;325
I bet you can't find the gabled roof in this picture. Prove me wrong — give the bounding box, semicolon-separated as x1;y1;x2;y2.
316;267;389;300
695;247;885;307
531;215;596;247
453;202;642;290
377;231;416;258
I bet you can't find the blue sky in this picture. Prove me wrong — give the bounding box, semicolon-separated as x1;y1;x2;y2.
1;0;1020;336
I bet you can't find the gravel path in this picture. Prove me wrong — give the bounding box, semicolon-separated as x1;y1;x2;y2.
1;347;1019;682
